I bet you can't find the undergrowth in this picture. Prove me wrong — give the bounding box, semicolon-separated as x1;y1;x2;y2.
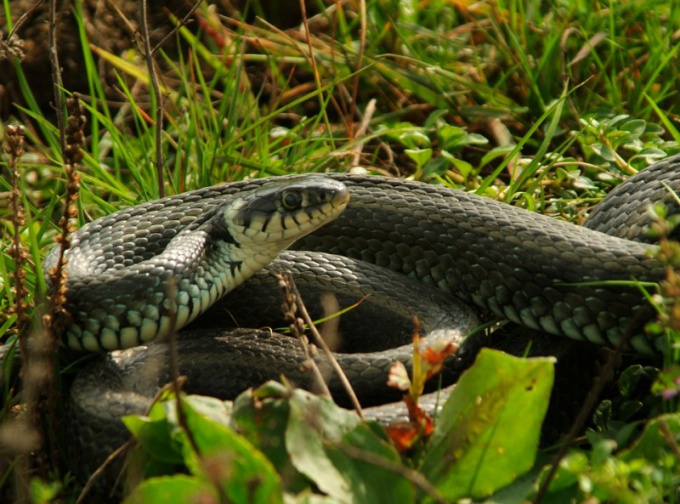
0;0;679;502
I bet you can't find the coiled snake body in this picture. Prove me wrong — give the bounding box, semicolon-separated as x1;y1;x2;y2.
46;156;680;483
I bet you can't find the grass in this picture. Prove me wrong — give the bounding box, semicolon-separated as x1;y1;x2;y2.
1;0;680;502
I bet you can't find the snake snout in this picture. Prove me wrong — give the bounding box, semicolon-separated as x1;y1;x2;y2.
233;176;349;243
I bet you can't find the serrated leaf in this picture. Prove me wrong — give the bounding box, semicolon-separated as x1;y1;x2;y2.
419;349;554;502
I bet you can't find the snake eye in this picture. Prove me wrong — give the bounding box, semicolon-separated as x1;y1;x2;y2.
281;190;303;210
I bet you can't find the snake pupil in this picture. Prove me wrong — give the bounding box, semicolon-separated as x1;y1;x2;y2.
282;190;303;210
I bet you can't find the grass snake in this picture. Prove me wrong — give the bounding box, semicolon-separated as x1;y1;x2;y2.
40;155;680;485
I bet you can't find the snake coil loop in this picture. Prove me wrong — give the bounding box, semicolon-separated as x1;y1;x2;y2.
39;156;680;487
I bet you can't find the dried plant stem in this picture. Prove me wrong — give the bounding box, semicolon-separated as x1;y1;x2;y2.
4;125;32;501
153;1;203;55
339;444;447;504
275;273;332;398
298;0;336;149
138;0;165;197
349;0;367;128
163;280;202;465
36;97;84;475
275;273;364;418
48;0;65;153
349;98;376;167
5;126;28;346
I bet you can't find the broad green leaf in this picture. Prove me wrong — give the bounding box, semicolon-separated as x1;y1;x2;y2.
441;151;473;176
422;157;449;178
419;349;554;502
405;148;433;169
399;130;431;149
619;413;680;463
480;144;516;168
29;478;61;504
620;119;646;138
284;491;343;504
590;143;616;162
438;125;467;150
232;385;309;493
633;147;667;161
123;403;184;465
177;396;284;504
123;475;219;504
285;389;414;504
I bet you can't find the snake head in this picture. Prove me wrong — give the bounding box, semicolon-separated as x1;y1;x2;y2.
224;176;350;247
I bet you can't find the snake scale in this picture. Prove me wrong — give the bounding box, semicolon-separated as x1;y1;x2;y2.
41;155;680;485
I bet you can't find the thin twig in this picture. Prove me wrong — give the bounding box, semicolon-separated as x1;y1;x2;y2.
48;0;65;154
34;3;79;476
164;278;200;457
659;420;680;460
349;0;367;131
138;0;165;197
349;98;376;167
339;444;447;504
3;125;34;500
275;273;332;398
5;0;46;40
288;276;365;419
298;0;336;150
5;126;28;354
154;1;203;55
76;439;133;504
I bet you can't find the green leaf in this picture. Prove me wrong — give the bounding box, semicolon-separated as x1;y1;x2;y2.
404;148;433;169
480;144;516;168
422;158;449;178
438;125;466;150
419;349;555;502
232;385;310;493
177;396;284;504
29;478;61;504
632;147;667;162
619;413;680;463
284;490;344;504
464;133;490;145
123;403;184;466
284;389;413;504
397;129;431;149
123;475;220;504
620;119;646;138
442;152;473;177
590;143;616;162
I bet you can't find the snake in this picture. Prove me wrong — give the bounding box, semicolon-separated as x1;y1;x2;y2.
37;154;680;485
